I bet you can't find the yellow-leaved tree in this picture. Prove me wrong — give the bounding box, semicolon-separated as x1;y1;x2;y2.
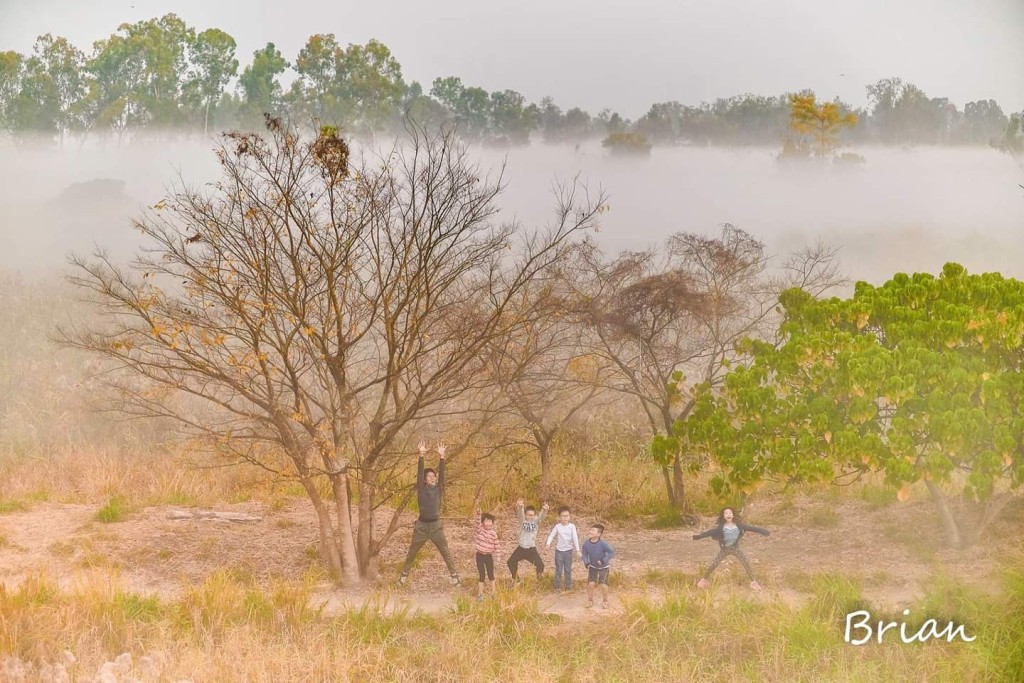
788;92;858;159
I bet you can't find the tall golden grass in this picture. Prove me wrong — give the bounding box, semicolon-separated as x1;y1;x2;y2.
1;566;1021;682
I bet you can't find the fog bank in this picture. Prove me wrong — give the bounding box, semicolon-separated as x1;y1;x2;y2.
1;138;1021;285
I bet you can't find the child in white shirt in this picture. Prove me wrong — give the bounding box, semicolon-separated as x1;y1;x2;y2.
546;505;582;592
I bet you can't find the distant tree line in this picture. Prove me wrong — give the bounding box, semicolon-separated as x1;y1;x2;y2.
0;13;1019;148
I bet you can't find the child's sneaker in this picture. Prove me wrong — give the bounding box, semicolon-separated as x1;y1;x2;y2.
396;574;407;588
750;580;762;592
476;593;484;602
586;600;594;609
450;575;462;588
697;578;709;589
602;601;610;609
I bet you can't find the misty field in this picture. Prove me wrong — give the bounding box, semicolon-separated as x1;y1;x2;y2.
1;128;1023;683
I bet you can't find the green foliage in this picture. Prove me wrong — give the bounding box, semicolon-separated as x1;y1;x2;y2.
682;264;1024;541
290;34;405;134
237;42;289;122
95;495;127;523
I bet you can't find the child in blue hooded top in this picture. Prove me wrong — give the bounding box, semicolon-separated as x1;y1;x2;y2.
581;523;615;609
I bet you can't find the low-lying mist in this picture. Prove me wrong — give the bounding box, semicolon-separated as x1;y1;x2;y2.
1;136;1021;284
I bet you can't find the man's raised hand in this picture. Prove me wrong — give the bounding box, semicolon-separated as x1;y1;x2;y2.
418;441;427;456
541;502;550;511
516;498;524;507
436;443;447;458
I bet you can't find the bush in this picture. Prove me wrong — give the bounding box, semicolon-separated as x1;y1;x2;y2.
95;496;127;523
602;132;651;156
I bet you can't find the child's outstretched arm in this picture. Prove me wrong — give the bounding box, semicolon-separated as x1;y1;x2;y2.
740;523;771;536
515;498;525;523
538;501;549;523
692;528;715;540
417;442;426;485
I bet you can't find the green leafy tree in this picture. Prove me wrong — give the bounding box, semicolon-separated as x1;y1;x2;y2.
597;108;626;135
961;100;1008;145
84;13;195;140
488;89;533;145
683;263;1024;548
18;35;87;143
184;28;238;135
539;96;565;142
290;33;342;123
430;76;490;141
291;36;404;136
237;42;289;126
0;51;22;135
562;107;593;141
400;81;448;130
866;78;948;145
335;39;404;136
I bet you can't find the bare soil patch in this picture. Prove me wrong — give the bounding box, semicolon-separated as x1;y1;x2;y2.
1;493;1020;618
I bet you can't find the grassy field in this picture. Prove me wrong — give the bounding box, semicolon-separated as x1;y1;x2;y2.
3;276;1024;682
1;565;1022;682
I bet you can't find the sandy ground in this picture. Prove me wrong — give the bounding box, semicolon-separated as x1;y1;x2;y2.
1;492;1021;620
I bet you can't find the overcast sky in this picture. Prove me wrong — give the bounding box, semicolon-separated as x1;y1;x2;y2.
1;0;1022;119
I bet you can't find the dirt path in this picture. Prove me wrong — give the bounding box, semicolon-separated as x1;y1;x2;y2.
0;494;1020;620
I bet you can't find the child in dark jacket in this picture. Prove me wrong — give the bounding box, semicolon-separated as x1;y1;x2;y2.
581;524;615;609
397;442;461;588
692;507;770;591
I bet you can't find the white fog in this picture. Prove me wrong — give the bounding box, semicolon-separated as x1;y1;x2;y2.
2;138;1021;285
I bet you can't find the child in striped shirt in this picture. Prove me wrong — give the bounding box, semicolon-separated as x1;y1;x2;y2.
474;508;501;601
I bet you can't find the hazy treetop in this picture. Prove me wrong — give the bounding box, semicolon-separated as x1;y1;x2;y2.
2;0;1021;118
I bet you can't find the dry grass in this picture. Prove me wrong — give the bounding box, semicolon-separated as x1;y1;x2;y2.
0;567;1021;682
4;274;1024;680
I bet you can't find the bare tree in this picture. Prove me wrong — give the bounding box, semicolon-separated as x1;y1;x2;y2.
61;116;604;585
569;224;843;511
483;259;613;496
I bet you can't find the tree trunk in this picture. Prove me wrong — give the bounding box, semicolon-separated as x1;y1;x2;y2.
356;479;380;581
661;465;675;507
671;456;687;511
329;469;362;585
924;478;963;548
205;98;211;137
539;442;552;498
300;477;347;584
962;492;1016;547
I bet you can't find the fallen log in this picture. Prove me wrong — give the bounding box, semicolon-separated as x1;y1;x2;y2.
166;510;263;523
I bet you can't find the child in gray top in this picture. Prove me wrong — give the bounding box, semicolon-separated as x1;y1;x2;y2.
692;507;770;591
506;498;549;581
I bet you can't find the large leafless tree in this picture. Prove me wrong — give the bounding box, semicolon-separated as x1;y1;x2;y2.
62;116;604;585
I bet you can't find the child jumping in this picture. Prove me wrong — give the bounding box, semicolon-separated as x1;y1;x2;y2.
545;505;581;592
474;507;500;601
397;442;461;588
692;507;770;591
507;498;549;583
581;523;614;609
